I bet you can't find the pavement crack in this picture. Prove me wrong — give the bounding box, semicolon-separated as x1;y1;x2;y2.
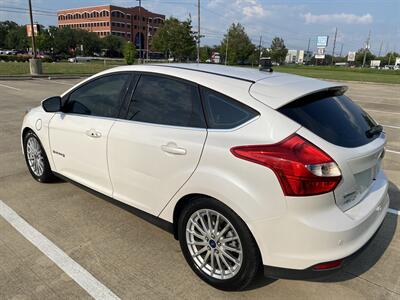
344;270;400;296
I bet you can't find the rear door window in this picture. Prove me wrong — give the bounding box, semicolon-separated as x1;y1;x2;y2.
126;74;205;128
278;92;378;148
201;88;259;129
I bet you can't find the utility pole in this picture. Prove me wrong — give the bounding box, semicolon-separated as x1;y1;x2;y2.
339;43;343;57
362;30;371;68
137;0;142;62
28;0;37;58
28;0;42;74
197;0;200;63
378;40;383;57
307;37;310;52
258;35;262;65
225;31;229;66
331;27;337;65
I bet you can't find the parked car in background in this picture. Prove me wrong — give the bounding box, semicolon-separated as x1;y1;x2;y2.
21;64;389;290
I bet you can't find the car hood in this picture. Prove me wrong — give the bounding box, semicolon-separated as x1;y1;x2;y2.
249;72;347;109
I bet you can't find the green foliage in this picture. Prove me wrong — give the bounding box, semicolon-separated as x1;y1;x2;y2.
102;35;125;57
355;49;375;66
269;37;288;64
123;42;137;65
220;23;255;65
0;54;31;62
152;17;196;61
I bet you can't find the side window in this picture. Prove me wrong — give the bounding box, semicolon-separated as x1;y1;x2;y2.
64;74;130;118
201;88;259;129
127;74;205;128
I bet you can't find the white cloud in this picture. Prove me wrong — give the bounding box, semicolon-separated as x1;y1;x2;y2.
303;12;373;24
234;0;269;19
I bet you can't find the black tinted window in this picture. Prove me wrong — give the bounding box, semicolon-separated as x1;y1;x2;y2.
127;75;205;128
64;74;129;118
278;93;378;148
202;88;259;129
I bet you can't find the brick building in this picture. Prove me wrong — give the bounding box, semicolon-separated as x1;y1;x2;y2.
57;5;165;52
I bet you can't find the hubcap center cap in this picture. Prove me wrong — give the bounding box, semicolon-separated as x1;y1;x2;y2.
209;239;217;248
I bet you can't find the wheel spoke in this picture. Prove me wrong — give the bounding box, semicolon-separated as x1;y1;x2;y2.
222;245;241;254
187;241;208;246
190;219;207;236
213;213;220;234
186;229;207;241
216;223;230;240
197;212;208;234
221;249;239;265
200;251;211;268
206;210;212;233
210;251;215;276
192;246;208;257
219;252;233;273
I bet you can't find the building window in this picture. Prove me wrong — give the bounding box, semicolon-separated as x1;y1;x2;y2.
134;15;137;20
134;25;137;29
107;22;110;26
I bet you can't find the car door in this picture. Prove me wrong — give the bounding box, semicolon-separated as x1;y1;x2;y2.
108;73;207;215
49;73;131;196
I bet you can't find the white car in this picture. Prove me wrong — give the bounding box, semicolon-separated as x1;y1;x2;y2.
21;64;389;290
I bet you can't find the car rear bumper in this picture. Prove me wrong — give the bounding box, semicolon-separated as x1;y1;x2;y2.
249;170;389;270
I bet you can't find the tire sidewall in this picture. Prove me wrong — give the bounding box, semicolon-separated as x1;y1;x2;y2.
178;197;261;291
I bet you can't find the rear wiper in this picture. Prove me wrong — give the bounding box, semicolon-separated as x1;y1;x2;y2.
365;124;383;138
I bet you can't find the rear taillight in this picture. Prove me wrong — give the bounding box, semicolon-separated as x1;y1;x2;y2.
312;259;343;271
230;134;342;196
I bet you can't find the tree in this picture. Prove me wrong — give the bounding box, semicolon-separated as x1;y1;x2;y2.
355;48;375;66
269;37;288;64
220;23;255;65
152;17;196;61
102;35;125;57
0;21;19;48
75;30;102;56
52;27;79;55
123;42;137;64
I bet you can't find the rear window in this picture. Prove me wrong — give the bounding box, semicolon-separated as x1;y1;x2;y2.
201;88;259;129
278;92;378;148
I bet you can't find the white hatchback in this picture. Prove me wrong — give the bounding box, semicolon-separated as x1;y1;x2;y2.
21;64;389;290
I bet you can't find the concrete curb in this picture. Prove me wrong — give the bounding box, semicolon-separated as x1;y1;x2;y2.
0;75;89;81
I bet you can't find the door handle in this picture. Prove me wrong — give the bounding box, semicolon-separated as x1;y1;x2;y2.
161;143;187;155
86;129;102;138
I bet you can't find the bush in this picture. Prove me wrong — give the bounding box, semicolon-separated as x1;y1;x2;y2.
123;42;137;65
0;54;31;62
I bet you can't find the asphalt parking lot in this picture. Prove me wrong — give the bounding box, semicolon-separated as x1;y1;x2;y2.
0;77;399;299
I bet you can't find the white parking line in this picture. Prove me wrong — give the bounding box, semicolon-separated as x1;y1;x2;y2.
35;78;75;86
386;149;400;155
0;200;121;300
0;83;21;91
382;124;400;130
350;94;400;101
366;109;400;115
388;208;400;216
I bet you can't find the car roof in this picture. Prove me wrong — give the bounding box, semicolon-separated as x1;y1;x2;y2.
89;63;347;110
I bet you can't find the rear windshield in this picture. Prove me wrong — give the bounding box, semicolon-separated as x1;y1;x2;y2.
278;92;378;148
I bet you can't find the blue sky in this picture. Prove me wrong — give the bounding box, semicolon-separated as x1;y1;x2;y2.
1;0;399;55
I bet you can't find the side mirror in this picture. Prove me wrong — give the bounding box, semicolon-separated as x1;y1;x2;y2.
42;96;61;112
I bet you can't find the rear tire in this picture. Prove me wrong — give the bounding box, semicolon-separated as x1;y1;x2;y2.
23;130;56;183
178;197;262;291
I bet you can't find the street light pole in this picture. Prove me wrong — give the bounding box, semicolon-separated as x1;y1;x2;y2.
225;31;229;66
197;0;200;63
137;0;142;62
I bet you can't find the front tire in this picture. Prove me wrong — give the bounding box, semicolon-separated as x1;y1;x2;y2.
178;197;262;291
23;130;56;183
